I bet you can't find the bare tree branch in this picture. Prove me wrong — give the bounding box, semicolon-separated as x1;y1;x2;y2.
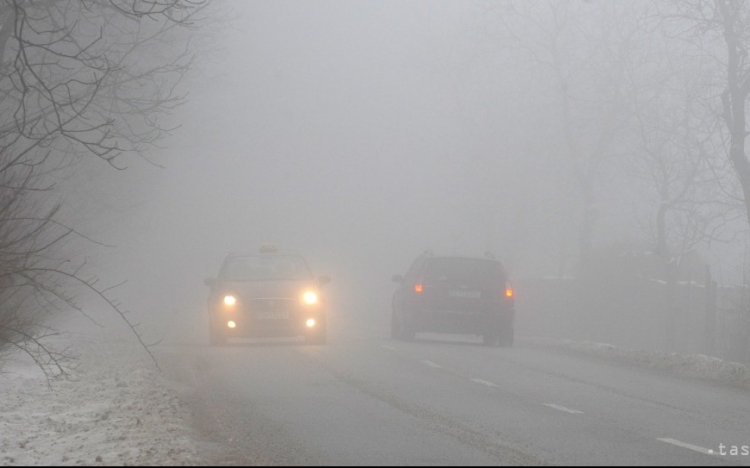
0;0;212;378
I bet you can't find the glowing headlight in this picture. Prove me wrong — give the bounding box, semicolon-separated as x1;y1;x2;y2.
227;321;236;329
302;291;318;305
223;295;237;306
306;319;316;328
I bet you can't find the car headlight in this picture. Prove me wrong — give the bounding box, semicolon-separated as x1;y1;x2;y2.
302;291;318;305
223;295;237;306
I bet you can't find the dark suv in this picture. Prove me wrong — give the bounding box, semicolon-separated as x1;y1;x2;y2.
391;251;514;346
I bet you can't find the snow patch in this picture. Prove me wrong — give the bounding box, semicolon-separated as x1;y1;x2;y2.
540;338;750;389
0;332;202;466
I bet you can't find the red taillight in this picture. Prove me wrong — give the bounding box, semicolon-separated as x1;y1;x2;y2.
414;283;423;293
505;282;514;298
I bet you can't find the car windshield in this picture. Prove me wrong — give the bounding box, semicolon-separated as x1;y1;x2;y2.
223;255;313;281
422;258;503;286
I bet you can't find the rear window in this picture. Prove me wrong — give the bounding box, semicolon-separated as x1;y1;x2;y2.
422;258;504;286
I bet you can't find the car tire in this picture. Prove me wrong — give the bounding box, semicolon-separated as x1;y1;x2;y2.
499;323;514;348
482;332;500;347
401;314;416;341
209;322;227;346
391;311;401;340
393;300;415;341
306;321;327;345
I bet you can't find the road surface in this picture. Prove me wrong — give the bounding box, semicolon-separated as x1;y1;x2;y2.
157;324;750;465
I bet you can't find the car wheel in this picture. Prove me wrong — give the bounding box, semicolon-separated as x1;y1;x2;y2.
306;321;327;345
499;323;514;348
209;322;227;346
401;313;416;341
482;332;500;347
390;311;399;339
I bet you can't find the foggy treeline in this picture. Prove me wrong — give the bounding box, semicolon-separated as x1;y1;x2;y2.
452;1;750;359
476;1;750;359
457;1;741;277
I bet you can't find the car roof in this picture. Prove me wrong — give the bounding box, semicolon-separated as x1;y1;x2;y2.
419;251;501;262
225;250;303;258
425;255;502;264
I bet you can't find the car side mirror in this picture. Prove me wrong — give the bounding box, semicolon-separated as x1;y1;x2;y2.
204;277;216;288
391;274;404;283
318;275;331;286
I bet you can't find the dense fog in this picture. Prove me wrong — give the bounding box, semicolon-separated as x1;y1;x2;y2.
51;1;747;353
5;3;750;465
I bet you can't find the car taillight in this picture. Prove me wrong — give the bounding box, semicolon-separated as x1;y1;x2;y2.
505;282;514;298
414;283;423;293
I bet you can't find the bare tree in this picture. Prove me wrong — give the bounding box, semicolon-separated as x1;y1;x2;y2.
656;1;750;237
656;0;750;356
0;0;209;377
622;35;740;349
485;0;632;267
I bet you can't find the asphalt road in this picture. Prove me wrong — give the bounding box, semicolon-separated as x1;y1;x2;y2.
157;324;750;466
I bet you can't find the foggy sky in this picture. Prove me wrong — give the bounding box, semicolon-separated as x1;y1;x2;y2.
64;1;720;339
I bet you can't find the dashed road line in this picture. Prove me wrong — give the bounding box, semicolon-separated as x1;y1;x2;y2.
471;378;498;387
543;403;583;414
381;345;397;351
422;360;441;369
657;438;716;456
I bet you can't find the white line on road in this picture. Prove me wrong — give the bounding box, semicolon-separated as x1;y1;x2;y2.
657;438;716;456
381;345;397;351
471;378;498;387
543;403;583;414
422;360;441;368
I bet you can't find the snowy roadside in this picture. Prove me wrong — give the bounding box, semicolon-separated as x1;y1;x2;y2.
0;328;203;466
527;337;750;390
5;321;747;467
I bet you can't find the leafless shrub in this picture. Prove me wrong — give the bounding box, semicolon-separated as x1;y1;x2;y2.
0;0;211;378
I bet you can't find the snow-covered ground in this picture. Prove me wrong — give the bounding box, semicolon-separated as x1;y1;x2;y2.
0;326;203;466
529;337;750;390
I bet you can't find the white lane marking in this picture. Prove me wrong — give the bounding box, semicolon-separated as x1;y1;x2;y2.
381;345;397;351
471;378;498;387
422;360;441;369
657;438;716;456
543;403;584;414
